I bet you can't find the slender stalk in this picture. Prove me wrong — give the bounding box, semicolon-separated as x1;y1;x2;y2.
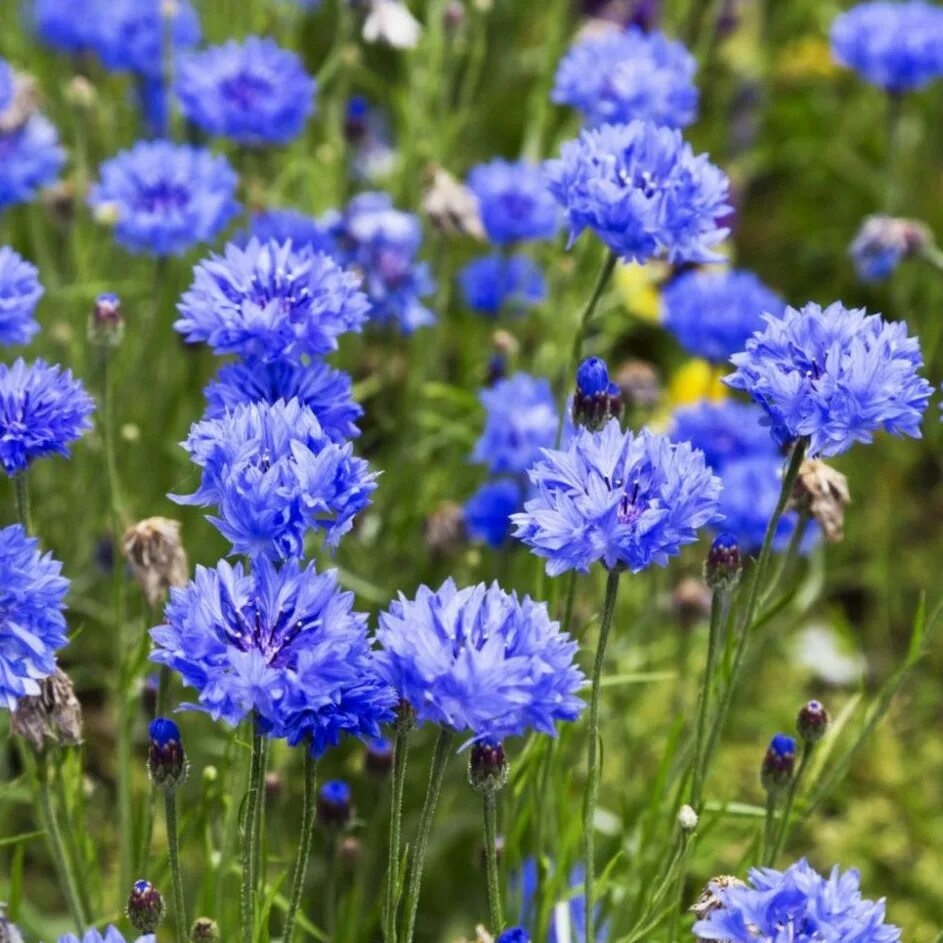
241;726;267;943
482;791;503;933
13;471;31;531
284;751;318;943
690;589;726;809
165;789;188;943
583;569;622;943
768;742;814;866
326;833;339;942
384;724;411;943
885;91;903;214
561;570;578;634
401;728;455;943
761;792;778;865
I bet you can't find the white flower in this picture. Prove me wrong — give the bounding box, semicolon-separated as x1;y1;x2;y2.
363;0;422;49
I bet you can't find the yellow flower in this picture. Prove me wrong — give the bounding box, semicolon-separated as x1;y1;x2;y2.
667;359;728;408
614;260;667;323
776;37;838;82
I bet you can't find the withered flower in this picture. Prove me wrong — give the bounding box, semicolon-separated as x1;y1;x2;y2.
122;517;189;607
791;458;850;543
12;668;83;753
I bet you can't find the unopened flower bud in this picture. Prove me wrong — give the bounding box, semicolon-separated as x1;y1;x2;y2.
265;771;283;801
66;76;96;110
88;292;124;348
704;533;741;591
849;214;931;282
148;717;188;789
468;740;508;794
615;359;661;411
791;459;850;544
365;736;394;776
339;835;363;870
122;517;189;607
797;699;829;744
127;880;166;934
690;875;747;923
317;780;352;829
760;733;796;795
677;803;698;831
573;357;623;430
344;95;369;144
190;917;220;942
424;501;465;555
421;165;484;240
12;668;83;753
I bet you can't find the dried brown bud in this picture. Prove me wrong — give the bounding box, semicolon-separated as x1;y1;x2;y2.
122;517;189;607
424;501;466;556
339;835;363;870
614;359;661;411
491;329;520;360
42;180;76;228
672;576;711;629
691;875;748;940
12;669;83;753
0;73;39;134
791;459;850;544
421;166;485;241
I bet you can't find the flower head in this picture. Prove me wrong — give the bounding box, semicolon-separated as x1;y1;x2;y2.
552;27;699;128
725;301;933;457
173;398;376;559
670;400;778;471
58;929;155;943
0;113;65;211
464;479;523;548
175;239;369;360
546;120;729;263
512;420;722;575
849;215;930;282
89;141;239;257
0;524;69;711
204;358;362;442
0;358;94;474
375;578;585;742
459;254;546;316
693;858;901;943
466;159;559;245
244;208;339;257
472;373;558;476
662;268;784;363
33;0;100;52
830;1;943;92
0;246;43;345
152;557;395;754
176;38;316;146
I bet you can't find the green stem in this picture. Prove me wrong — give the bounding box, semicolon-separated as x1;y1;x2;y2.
241;727;267;943
384;724;411;943
561;570;578;634
583;569;622;943
768;742;814;866
401;728;455;943
761;792;778;865
165;789;188;943
283;751;318;943
885;91;903;214
13;471;31;531
690;589;726;809
326;833;339;942
482;791;503;933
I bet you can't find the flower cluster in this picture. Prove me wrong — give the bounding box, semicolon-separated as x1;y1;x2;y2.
546;120;730;263
662;268;784;363
512;419;722;575
176;37;317;146
0;524;70;711
375;579;585;742
0;246;43;345
459;254;546;316
552;27;699;129
726;301;933;456
0;112;65;211
153;557;395;753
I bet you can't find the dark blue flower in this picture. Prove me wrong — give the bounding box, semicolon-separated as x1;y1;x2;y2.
175;239;369;361
512;419;722;575
176;37;316;146
0;114;65;211
244;208;339;256
0;523;69;711
152;557;395;754
662;268;784;363
0;247;43;345
552;27;698;128
497;930;530;943
466;159;559;245
458;254;546;315
472;373;558;476
58;928;155;943
375;579;585;742
172;398;376;559
577;357;610;397
670;400;777;471
726;301;933;457
464;479;523;547
694;859;901;943
546;120;730;264
831;1;943;92
33;0;100;52
89;141;239;257
204;358;362;443
0;358;95;474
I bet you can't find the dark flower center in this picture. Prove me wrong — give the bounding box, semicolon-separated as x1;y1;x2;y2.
220;71;273;111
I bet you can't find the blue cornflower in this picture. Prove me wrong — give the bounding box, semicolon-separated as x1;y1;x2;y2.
0;114;65;211
59;929;155;943
464;479;523;547
670;400;778;471
725;301;933;457
204;358;362;442
472;373;558;476
577;357;610;397
375;579;585;743
466;159;559;245
458;254;546;316
662;268;784;363
175;239;369;361
152;557;394;753
512;419;722;575
33;0;100;52
173;398;376;559
0;61;13;111
176;37;316;146
830;2;943;93
0;358;94;475
546;121;730;264
331;192;435;333
317;779;352;825
514;858;607;943
244;208;339;257
0;247;43;345
552;27;699;129
89;141;239;257
0;524;69;711
694;858;901;943
848;215;929;282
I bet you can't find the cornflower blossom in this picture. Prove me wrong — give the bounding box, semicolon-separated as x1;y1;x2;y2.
459;255;546;316
0;247;43;345
466;159;559;245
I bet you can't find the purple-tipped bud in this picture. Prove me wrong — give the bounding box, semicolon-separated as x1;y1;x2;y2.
468;739;509;795
704;533;741;591
127;879;166;934
761;733;796;794
443;0;466;32
148;717;188;789
265;771;283;801
317;779;352;829
797;699;829;744
191;917;220;942
497;928;531;943
365;736;394;776
574;358;623;430
344;96;369;143
88;291;124;348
